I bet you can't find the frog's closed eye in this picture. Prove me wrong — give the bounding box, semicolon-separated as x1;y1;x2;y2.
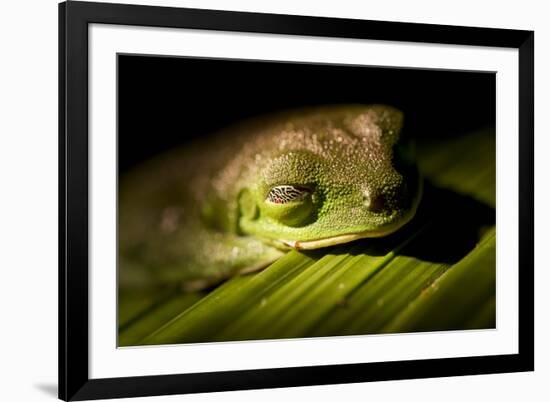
266;185;310;204
264;185;315;227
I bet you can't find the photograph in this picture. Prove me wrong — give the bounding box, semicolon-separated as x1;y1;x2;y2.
54;1;535;399
117;54;496;346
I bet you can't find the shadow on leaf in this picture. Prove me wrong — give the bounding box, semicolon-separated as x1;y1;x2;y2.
310;181;495;264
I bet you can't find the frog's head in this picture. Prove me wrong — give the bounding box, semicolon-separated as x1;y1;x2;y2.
233;105;422;250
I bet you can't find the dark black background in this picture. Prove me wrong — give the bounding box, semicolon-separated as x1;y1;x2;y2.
118;55;495;173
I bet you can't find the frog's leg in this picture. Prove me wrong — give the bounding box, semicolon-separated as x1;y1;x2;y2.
177;231;285;291
118;171;285;291
119;216;285;292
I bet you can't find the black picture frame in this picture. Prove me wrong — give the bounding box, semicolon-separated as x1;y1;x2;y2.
59;1;534;400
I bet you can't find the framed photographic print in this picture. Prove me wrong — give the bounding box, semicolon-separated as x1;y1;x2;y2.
59;1;534;400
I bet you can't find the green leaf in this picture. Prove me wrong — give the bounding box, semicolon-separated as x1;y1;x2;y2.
382;227;496;333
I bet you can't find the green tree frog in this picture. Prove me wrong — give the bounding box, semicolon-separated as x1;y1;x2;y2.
119;105;422;290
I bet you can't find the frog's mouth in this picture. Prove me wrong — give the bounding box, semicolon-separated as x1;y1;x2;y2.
279;217;411;250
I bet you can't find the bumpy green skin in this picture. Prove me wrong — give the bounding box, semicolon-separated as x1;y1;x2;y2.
119;105;421;290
